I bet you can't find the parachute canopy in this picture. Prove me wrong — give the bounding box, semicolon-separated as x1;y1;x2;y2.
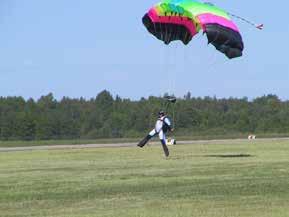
142;0;244;59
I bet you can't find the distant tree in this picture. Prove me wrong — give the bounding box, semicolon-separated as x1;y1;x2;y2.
184;92;192;100
1;91;289;141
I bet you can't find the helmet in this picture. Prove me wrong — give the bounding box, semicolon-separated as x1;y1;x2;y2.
158;111;165;117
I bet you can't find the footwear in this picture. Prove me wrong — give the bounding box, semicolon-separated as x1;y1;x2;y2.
137;135;152;148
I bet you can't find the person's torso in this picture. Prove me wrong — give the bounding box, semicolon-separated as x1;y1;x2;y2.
155;116;170;132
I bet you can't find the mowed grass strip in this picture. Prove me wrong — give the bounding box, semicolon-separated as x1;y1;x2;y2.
0;138;140;148
0;140;289;217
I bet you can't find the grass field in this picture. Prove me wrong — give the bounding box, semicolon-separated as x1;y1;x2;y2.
0;138;140;148
1;133;288;148
0;140;289;217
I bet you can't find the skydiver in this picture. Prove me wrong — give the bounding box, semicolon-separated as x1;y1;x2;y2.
137;111;173;157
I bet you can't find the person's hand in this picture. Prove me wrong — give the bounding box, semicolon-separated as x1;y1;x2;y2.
170;128;174;132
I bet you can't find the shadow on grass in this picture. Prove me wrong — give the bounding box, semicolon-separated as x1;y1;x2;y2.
206;154;253;158
170;154;254;160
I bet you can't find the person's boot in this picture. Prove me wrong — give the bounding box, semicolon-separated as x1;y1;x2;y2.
137;135;152;148
161;139;169;157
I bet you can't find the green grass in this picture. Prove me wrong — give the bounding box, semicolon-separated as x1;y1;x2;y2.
1;132;289;148
1;140;289;217
0;138;140;148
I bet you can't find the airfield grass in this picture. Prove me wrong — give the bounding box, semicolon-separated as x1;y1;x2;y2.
0;138;139;148
0;140;289;217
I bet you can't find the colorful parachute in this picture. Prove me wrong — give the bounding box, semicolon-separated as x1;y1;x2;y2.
142;0;244;59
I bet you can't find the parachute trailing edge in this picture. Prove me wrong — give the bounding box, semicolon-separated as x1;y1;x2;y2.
142;0;244;59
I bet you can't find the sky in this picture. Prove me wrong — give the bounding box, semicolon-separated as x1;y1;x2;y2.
0;0;288;100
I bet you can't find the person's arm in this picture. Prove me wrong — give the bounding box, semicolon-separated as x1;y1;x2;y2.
164;117;173;131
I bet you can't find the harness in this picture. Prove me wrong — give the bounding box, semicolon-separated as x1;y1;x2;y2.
156;116;170;133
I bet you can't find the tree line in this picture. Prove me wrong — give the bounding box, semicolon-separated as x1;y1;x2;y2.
0;90;289;141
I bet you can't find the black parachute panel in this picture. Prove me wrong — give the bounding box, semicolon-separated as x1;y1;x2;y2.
204;24;244;59
142;14;193;45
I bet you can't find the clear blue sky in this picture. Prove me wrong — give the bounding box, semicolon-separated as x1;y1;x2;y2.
0;0;288;100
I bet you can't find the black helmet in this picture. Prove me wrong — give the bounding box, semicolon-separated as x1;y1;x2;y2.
158;111;165;117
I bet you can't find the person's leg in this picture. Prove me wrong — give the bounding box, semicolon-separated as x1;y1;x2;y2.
159;131;169;157
137;129;156;147
149;129;157;137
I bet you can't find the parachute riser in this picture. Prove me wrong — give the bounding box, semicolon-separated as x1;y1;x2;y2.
162;96;177;129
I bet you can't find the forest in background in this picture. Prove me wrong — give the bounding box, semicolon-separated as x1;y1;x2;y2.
1;90;289;141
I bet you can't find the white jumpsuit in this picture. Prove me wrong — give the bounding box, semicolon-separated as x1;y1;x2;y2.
149;116;171;140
